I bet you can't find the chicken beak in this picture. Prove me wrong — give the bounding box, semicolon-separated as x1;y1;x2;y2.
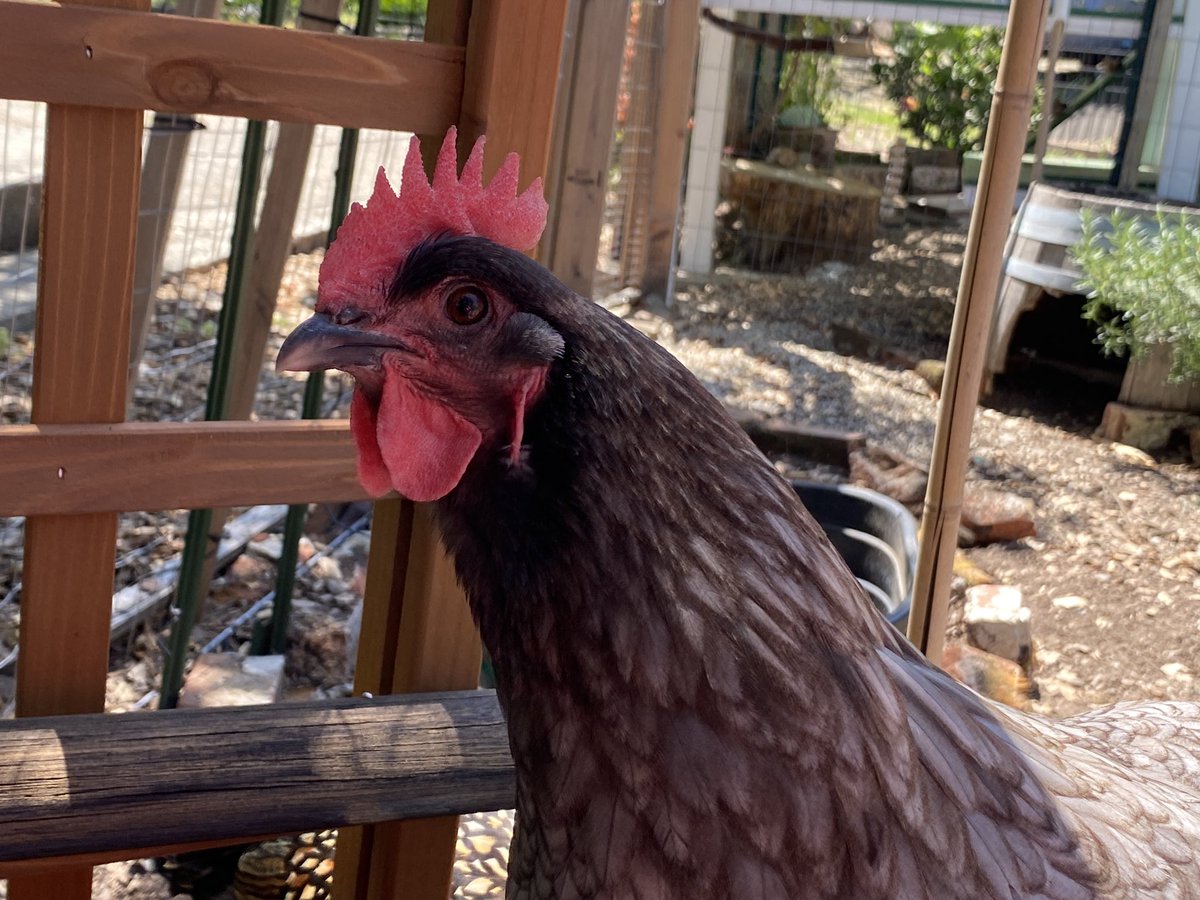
276;312;411;373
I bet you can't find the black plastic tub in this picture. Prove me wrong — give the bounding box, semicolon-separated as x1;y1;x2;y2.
793;481;917;632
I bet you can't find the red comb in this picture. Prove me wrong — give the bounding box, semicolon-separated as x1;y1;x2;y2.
318;127;548;311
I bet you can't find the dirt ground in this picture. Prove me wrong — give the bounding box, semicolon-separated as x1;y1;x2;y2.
642;220;1200;718
2;220;1199;897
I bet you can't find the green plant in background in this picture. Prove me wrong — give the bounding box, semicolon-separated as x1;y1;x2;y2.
776;23;841;129
1073;209;1200;382
870;24;1004;152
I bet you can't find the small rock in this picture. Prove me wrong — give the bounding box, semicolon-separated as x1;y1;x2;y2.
297;536;317;563
942;643;1032;708
961;487;1036;543
178;652;285;708
913;359;946;395
308;555;342;581
963;585;1033;671
1161;662;1193;681
1111;441;1156;466
1051;595;1088;610
249;534;284;561
463;876;497;898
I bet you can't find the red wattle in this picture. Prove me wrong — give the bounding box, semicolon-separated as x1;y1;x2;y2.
374;372;482;503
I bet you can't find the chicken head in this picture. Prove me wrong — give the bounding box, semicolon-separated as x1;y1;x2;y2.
276;130;559;502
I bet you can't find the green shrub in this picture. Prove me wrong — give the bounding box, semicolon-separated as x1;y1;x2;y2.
1073;209;1200;382
870;24;1004;152
777;21;842;128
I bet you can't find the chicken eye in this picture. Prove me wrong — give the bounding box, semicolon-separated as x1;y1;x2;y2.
445;286;489;326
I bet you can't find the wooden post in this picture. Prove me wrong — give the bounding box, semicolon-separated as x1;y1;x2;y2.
1117;0;1174;190
334;4;569;898
9;2;146;900
126;0;221;403
907;0;1050;662
542;0;631;295
641;0;700;303
1030;15;1065;184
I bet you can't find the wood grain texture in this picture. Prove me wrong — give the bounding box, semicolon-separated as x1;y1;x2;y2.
0;1;464;131
0;692;515;870
641;0;700;299
0;420;367;516
457;0;569;190
341;500;486;900
10;2;147;896
542;0;630;294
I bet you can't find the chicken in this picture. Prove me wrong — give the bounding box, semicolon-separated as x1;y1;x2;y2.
277;129;1200;899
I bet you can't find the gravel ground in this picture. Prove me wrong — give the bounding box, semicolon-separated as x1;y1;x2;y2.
635;222;1200;718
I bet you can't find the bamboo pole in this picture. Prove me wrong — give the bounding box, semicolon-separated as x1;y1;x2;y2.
907;0;1051;661
1030;15;1065;184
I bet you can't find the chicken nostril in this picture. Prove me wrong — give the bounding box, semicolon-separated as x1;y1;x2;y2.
333;307;367;327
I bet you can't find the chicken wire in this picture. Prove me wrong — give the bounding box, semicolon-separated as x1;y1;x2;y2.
674;11;1144;279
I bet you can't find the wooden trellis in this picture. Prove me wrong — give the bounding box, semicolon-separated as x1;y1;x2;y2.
0;1;567;898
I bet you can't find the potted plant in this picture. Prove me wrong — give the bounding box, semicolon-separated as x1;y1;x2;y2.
1073;208;1200;449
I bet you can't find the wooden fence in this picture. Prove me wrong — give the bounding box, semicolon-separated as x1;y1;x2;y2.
0;1;567;898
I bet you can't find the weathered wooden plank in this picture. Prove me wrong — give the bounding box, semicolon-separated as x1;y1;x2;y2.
0;1;463;132
0;692;514;872
0;420;366;515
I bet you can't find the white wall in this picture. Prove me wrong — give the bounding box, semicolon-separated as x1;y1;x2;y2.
1157;0;1200;200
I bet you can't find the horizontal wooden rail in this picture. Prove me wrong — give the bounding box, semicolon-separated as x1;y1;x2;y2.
0;691;514;873
0;420;369;515
0;1;463;131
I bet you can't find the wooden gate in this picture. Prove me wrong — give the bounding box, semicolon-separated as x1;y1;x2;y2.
0;1;566;897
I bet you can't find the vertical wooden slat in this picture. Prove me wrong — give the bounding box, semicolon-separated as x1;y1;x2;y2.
640;0;700;302
457;0;569;188
126;0;222;400
335;3;569;898
542;0;631;295
11;32;146;900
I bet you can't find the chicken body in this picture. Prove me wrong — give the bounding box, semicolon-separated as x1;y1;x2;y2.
279;215;1200;895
